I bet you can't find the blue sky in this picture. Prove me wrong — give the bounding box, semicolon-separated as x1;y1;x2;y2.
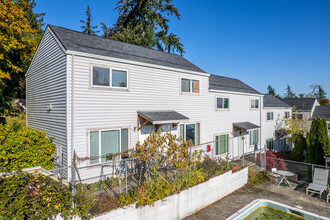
35;0;330;97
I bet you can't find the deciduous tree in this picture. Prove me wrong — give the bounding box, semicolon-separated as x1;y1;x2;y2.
0;0;38;111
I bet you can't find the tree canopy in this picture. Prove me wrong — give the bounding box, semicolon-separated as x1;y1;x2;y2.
306;117;330;165
109;0;184;55
0;0;43;111
284;85;297;99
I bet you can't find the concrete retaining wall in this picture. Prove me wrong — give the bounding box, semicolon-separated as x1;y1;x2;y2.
92;167;248;220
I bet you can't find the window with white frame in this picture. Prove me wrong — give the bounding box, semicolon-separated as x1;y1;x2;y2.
249;129;259;146
92;66;128;88
266;138;274;150
250;99;259;109
267;112;274;121
216;97;229;110
215;134;229;155
284;112;290;119
89;128;129;164
180;123;200;145
181;78;200;94
292;113;303;120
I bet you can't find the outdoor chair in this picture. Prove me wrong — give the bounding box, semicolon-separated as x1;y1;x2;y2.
306;168;329;198
269;168;281;184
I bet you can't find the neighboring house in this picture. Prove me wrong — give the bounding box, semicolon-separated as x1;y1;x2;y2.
26;25;262;177
282;98;320;121
261;95;292;152
208;75;262;159
312;106;330;136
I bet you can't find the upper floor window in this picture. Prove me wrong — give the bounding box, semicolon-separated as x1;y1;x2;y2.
217;97;229;110
292;114;303;120
89;128;129;164
250;99;259;109
180;123;200;145
267;112;274;121
181;78;199;94
284;112;290;119
92;66;128;89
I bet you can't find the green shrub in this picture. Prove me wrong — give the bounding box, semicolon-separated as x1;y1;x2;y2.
0;124;56;172
247;167;269;186
0;172;85;219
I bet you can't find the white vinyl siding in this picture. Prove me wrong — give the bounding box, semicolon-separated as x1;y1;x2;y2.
26;30;67;168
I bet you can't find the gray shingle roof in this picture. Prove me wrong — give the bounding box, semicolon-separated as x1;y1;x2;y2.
313;106;330;121
233;122;260;130
48;25;206;73
209;74;261;95
263;94;291;108
138;110;189;124
282;98;317;112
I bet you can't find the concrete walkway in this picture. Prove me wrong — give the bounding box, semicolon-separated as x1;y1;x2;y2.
184;183;330;220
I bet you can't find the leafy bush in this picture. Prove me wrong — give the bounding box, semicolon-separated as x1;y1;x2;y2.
0;172;85;219
289;134;307;162
247;167;269;186
0;123;56;172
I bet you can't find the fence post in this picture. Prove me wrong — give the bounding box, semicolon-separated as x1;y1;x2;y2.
188;147;192;181
71;164;76;208
125;160;128;193
312;164;314;180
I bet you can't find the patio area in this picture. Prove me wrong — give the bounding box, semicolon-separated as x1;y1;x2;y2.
185;181;330;220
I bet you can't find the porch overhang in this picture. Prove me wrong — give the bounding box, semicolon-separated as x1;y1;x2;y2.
233;122;260;134
137;110;189;131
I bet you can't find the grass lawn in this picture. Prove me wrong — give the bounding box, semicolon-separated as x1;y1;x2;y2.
5;116;26;127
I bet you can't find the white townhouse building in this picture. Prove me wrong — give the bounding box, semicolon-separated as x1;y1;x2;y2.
313;106;330;136
261;95;292;152
26;25;263;172
282;98;320;121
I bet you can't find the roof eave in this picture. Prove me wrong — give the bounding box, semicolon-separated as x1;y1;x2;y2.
209;89;263;97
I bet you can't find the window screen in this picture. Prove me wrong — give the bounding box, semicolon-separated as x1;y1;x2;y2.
101;130;119;162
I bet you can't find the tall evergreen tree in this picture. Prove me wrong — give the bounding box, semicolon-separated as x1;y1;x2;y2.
284;85;297;99
267;85;275;96
100;22;112;38
80;6;99;35
111;0;184;55
306;117;330;165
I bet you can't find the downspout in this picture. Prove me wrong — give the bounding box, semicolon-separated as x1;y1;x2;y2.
260;96;262;151
71;54;75;172
70;54;75;208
